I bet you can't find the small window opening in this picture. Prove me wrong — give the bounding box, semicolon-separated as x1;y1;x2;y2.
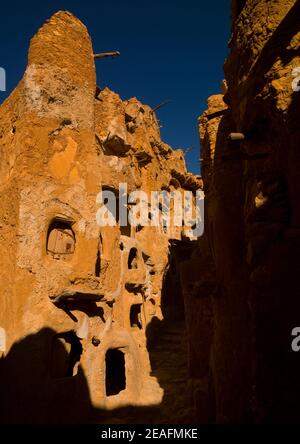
136;224;143;233
120;222;131;237
47;219;75;258
120;196;131;236
102;186;119;223
95;249;101;277
105;349;126;396
130;304;143;329
128;248;138;269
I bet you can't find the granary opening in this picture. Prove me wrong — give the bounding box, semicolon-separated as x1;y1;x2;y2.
102;185;132;236
102;186;120;223
95;248;101;277
128;247;138;269
105;349;126;396
130;304;143;329
120;222;131;237
47;218;75;258
51;331;82;378
120;195;131;237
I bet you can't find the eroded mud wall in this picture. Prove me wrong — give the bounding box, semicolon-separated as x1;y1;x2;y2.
0;11;201;423
199;0;300;423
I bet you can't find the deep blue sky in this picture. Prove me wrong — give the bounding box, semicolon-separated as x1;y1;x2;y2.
0;0;230;174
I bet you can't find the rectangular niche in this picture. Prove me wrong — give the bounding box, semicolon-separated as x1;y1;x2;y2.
130;304;143;330
105;348;126;396
128;247;138;269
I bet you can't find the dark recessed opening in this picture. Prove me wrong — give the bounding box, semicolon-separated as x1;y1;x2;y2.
120;201;131;236
51;331;82;378
128;248;138;269
125;113;133;124
105;349;126;396
161;248;185;322
130;304;142;329
128;248;137;270
61;118;72;127
102;186;119;224
170;178;180;189
95;249;101;277
120;223;131;237
115;197;120;224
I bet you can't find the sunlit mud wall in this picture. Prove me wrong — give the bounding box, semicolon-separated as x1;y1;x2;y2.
0;11;201;423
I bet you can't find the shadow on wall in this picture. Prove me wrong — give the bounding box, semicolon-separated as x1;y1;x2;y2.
145;243;197;424
0;257;195;424
0;328;93;424
0;273;192;425
250;79;300;423
0;327;161;424
146;246;185;351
